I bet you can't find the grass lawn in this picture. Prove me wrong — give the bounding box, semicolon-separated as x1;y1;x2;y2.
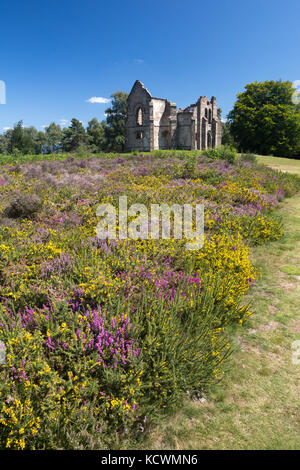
135;156;300;450
256;155;300;176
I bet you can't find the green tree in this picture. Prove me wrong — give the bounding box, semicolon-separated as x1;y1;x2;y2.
7;121;35;155
0;130;11;154
8;121;24;153
44;122;63;153
62;118;89;152
35;131;47;154
222;121;235;146
87;118;107;153
105;91;128;152
228;80;300;157
23;126;47;154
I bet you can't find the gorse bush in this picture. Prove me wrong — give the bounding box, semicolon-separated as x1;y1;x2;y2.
217;214;283;246
0;152;299;448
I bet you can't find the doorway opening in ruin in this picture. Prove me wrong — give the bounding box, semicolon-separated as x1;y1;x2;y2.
161;129;170;148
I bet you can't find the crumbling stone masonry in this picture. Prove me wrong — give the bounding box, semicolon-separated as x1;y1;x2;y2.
125;80;222;152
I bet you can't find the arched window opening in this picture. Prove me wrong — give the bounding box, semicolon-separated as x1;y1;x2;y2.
137;107;143;126
136;131;144;140
209;109;212;124
207;132;212;148
205;108;208;118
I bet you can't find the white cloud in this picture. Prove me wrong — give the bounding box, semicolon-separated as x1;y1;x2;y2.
134;58;144;64
3;126;11;131
60;119;70;127
86;96;111;104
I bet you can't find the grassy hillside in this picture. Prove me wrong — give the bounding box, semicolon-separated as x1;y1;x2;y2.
256;155;300;175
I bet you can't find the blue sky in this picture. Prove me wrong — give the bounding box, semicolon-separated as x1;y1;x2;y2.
0;0;299;131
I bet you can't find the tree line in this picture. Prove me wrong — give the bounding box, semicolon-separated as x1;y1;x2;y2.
1;81;299;157
0;91;128;155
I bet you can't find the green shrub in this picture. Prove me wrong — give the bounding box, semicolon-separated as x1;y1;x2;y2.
131;277;234;410
218;145;237;163
218;214;283;245
202;145;237;164
202;147;220;160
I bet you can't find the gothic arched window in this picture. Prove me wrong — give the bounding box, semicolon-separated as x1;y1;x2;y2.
207;132;212;148
137;107;143;126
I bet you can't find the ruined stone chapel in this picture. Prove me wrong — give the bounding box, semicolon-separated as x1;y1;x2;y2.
125;80;222;152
